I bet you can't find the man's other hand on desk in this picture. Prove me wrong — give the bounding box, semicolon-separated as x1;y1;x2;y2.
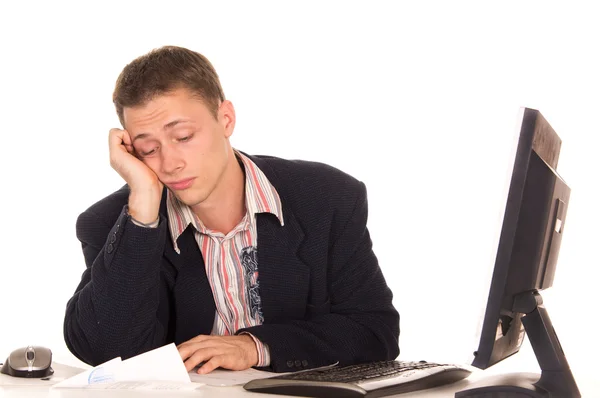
178;334;258;374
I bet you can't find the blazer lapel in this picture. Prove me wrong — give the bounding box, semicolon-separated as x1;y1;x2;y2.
257;208;310;323
247;154;313;324
169;227;216;344
159;189;216;344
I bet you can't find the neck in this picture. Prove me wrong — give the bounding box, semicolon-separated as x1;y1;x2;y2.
191;149;246;235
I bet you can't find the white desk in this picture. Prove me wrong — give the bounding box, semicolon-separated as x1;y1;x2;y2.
0;362;468;398
1;359;597;398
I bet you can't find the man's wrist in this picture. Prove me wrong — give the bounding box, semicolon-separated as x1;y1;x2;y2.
130;214;159;228
241;333;271;368
128;186;161;224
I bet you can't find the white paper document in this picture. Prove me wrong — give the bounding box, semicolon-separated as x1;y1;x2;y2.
52;343;194;390
188;367;280;386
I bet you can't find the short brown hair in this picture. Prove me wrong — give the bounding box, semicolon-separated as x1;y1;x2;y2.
113;46;225;127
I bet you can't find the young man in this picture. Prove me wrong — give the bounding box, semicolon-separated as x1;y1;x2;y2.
64;46;400;374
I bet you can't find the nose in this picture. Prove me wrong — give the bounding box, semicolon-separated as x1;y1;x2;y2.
160;144;184;175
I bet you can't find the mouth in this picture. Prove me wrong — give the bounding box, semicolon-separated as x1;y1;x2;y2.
166;178;195;191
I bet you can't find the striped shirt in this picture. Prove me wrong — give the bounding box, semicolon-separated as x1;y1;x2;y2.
166;150;284;367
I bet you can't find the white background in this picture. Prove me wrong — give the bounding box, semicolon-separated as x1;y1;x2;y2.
0;0;598;392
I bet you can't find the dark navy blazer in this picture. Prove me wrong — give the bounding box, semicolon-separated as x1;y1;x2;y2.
64;154;400;372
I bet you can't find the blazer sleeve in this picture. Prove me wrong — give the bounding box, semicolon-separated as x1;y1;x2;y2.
237;182;400;372
63;205;169;365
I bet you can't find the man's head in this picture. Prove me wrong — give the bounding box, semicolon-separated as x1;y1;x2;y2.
113;46;240;211
113;46;225;127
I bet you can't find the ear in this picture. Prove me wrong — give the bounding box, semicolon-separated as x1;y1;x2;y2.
219;100;236;138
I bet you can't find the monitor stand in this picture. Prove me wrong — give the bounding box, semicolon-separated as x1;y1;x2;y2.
456;290;580;398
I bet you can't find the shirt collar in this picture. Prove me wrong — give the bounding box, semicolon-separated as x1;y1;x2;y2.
166;150;284;253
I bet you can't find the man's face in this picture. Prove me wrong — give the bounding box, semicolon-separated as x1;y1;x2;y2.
123;87;235;208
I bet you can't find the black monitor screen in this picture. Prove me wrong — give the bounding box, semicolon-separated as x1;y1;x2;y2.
472;107;570;369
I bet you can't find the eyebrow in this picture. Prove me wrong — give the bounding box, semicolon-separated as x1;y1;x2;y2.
132;119;190;143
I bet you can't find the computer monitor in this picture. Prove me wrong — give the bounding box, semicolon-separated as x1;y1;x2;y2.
456;108;580;398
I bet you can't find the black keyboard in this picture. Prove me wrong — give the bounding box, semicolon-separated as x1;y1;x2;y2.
244;360;471;397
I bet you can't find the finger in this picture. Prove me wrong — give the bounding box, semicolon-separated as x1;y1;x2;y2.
121;129;132;146
197;356;224;374
108;128;134;149
178;340;219;361
108;128;124;146
108;128;130;155
177;334;213;351
177;342;196;360
184;347;219;372
178;344;194;361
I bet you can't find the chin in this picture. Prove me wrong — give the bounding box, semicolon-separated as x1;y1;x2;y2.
173;190;208;208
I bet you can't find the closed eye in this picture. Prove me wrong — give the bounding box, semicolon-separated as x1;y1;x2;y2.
140;148;158;156
177;134;193;142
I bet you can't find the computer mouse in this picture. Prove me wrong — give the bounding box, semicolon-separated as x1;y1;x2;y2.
0;346;54;378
